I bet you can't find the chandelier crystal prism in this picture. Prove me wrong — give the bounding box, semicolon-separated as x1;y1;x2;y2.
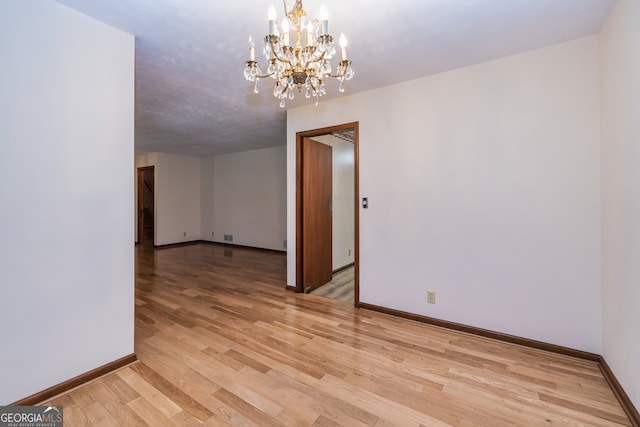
243;1;354;108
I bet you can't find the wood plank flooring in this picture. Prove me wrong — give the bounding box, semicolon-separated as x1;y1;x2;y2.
310;267;354;303
45;243;631;426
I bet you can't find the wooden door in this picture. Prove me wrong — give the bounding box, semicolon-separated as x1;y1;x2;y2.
137;166;154;244
302;137;333;291
137;168;145;243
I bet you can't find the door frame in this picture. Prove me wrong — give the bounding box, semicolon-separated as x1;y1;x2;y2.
136;166;155;244
296;122;360;306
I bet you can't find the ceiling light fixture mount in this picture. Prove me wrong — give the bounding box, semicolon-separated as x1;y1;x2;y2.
244;0;354;108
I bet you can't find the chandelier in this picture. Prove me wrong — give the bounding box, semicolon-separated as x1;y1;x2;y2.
243;1;354;108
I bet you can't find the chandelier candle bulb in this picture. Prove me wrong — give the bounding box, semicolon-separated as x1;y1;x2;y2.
282;17;290;46
340;33;348;60
248;35;255;61
307;22;314;47
268;6;277;35
320;4;328;35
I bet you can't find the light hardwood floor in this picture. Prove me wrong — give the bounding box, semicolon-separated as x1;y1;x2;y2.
309;266;354;303
45;243;631;426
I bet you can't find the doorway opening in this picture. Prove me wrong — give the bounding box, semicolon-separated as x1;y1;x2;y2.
296;122;359;306
137;166;155;245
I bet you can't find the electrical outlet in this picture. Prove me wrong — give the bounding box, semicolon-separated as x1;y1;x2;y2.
183;231;187;237
348;248;352;256
211;231;214;236
427;291;436;304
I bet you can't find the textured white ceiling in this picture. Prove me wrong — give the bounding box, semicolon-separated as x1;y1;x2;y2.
54;0;616;157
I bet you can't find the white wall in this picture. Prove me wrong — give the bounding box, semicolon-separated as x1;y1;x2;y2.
154;153;201;246
0;0;134;404
314;135;355;270
288;36;602;353
600;0;640;409
136;147;286;250
201;146;287;251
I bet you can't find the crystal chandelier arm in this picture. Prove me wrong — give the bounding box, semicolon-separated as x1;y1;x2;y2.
310;50;327;63
273;56;295;69
327;60;352;78
269;39;295;68
245;60;275;79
